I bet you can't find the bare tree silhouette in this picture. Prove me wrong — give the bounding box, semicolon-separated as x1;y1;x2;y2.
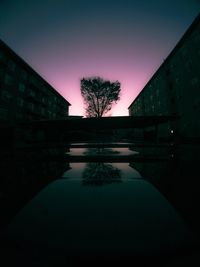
80;76;121;117
82;162;121;186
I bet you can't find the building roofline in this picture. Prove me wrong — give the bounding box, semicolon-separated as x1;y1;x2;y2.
128;12;200;109
0;39;71;106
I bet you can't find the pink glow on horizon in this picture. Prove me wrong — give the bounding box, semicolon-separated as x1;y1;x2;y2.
30;45;164;117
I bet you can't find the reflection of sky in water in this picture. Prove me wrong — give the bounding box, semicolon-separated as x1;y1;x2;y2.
5;178;193;262
66;147;139;156
69;143;134;148
62;163;86;179
62;163;142;180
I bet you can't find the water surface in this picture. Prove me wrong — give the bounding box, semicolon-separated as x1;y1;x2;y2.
1;143;199;266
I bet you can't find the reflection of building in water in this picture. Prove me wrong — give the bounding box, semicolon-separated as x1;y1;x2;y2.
131;151;200;235
0;39;70;123
130;160;171;186
82;162;121;186
0;155;70;227
128;14;200;142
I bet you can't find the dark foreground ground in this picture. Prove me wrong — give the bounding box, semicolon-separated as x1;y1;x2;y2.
0;142;200;266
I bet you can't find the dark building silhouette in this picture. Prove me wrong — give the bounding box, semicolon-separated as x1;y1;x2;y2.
0;40;71;124
128;14;200;141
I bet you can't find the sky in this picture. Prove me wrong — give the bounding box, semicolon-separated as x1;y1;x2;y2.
0;1;199;117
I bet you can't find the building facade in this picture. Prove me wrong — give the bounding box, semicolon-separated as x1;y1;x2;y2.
128;14;200;141
0;40;70;124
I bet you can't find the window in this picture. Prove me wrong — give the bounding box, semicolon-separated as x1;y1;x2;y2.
166;69;171;76
186;60;193;72
191;77;199;86
21;70;27;80
41;98;46;105
171;97;175;104
156;89;159;96
8;60;16;71
1;90;12;100
181;47;187;57
5;74;14;85
169;82;173;90
194;33;200;43
0;50;5;60
175;78;180;84
0;68;3;78
27;102;34;111
19;83;26;92
41;107;45;115
17;98;24;107
0;107;8;119
30;90;36;97
16;113;23;120
193;104;198;110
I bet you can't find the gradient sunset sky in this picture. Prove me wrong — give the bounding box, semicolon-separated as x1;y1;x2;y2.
0;0;199;116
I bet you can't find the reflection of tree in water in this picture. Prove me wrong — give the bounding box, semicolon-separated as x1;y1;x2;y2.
84;148;120;155
82;162;121;186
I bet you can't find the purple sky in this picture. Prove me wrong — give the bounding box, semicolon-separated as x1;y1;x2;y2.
0;0;199;116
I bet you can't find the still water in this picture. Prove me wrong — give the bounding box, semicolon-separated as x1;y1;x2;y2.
1;143;200;266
